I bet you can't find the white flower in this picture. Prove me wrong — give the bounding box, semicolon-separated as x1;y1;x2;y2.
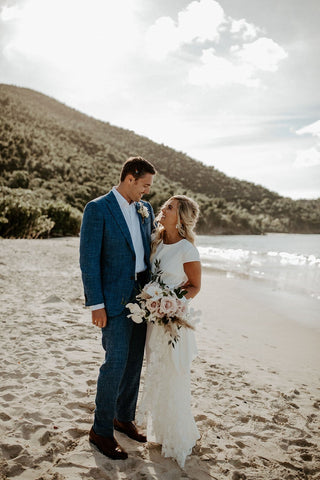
143;281;162;299
137;202;149;221
126;302;141;314
126;302;145;323
128;314;144;324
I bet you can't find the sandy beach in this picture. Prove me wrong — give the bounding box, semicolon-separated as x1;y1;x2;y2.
0;237;319;480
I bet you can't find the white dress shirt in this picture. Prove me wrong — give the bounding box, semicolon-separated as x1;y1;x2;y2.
91;187;146;311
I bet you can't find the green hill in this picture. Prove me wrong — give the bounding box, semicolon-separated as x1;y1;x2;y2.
0;84;319;238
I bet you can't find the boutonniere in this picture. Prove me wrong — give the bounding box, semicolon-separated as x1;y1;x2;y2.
137;202;149;223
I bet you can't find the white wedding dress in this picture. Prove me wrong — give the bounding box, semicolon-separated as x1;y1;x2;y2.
138;239;200;468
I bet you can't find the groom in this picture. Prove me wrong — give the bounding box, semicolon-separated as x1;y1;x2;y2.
79;156;156;459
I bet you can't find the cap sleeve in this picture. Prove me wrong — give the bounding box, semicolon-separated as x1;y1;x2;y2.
182;240;200;263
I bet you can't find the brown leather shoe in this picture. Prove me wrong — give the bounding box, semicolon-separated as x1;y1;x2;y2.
89;427;128;460
114;419;147;443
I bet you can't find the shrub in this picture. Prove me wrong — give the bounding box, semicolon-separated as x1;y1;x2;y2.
44;201;82;236
0;187;82;238
9;170;29;188
0;189;51;238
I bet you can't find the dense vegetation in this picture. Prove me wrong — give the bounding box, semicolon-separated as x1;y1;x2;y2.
0;84;319;238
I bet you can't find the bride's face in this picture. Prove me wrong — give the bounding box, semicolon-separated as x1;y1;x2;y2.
158;198;179;230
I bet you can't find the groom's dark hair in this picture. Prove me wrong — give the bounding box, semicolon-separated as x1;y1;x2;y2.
120;156;156;182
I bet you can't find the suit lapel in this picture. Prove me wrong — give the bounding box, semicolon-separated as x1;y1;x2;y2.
104;191;135;254
136;203;150;266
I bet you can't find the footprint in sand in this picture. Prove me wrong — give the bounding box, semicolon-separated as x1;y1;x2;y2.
306;413;317;427
86;379;96;386
0;443;24;460
235;441;246;449
232;472;247;480
43;295;64;303
288;438;315;448
86;466;114;479
195;414;207;421
24;411;52;424
65;401;95;413
272;413;289;424
312;399;320;409
300;453;313;461
1;393;16;402
20;423;45;440
5;462;26;478
0;412;10;421
66;427;88;439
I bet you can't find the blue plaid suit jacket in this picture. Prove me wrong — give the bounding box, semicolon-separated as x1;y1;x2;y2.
79;190;155;316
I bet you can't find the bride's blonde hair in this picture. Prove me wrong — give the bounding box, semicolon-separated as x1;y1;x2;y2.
151;195;200;255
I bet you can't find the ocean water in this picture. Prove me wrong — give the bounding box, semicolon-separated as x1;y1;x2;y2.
197;234;320;301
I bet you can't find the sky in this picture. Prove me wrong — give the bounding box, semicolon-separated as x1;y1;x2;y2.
0;0;319;199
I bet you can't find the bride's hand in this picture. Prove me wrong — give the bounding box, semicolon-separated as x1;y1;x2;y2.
92;308;107;328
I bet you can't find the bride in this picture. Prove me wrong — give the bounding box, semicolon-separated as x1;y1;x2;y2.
138;195;201;468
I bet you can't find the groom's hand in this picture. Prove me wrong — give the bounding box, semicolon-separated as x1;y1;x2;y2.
92;308;107;328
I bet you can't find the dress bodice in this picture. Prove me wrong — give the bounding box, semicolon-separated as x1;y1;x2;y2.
151;239;200;288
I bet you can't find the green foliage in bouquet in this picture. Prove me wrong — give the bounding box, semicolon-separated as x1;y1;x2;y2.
152;259;188;301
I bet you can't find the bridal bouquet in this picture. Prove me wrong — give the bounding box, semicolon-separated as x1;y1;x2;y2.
126;260;198;347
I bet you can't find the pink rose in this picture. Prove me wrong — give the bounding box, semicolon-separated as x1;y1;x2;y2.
145;298;160;314
159;296;177;316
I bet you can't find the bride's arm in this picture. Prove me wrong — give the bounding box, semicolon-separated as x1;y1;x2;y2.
181;261;201;299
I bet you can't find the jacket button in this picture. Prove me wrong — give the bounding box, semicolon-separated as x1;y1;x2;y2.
130;276;134;280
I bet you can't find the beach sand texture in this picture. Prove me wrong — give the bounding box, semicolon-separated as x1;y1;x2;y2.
0;238;319;480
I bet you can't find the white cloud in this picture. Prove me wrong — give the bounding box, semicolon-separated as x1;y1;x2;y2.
177;0;225;43
188;37;288;88
294;147;320;168
295;120;320;169
296;120;320;138
230;18;260;41
233;37;288;72
188;47;258;87
145;1;287;91
145;0;225;60
1;4;23;21
145;16;180;60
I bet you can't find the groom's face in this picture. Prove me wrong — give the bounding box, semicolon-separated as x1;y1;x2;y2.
128;173;154;203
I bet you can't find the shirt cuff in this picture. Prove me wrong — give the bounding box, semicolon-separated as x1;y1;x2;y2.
90;303;105;311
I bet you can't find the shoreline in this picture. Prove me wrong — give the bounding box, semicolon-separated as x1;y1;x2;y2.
0;238;319;479
193;272;320;386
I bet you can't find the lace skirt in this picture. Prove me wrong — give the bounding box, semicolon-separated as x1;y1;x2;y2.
137;323;199;468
